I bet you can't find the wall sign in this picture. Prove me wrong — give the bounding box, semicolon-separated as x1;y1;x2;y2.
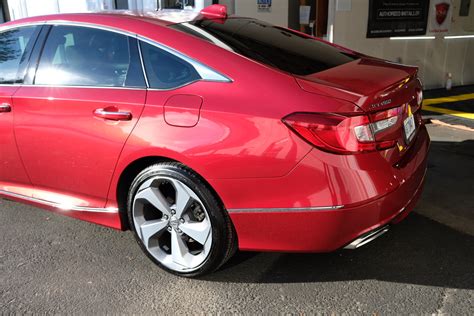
367;0;430;38
257;0;271;10
299;5;311;25
428;0;453;34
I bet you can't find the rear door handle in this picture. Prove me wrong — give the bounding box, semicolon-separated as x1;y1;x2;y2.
93;107;132;121
0;103;11;113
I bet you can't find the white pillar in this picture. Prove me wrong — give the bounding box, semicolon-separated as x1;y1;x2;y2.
195;0;213;11
58;0;88;13
327;0;336;43
7;0;28;20
143;0;158;10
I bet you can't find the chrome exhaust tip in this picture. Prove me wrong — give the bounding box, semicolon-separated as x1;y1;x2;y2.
344;225;389;250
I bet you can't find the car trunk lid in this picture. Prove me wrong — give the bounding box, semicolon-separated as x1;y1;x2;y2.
295;57;420;112
294;57;424;165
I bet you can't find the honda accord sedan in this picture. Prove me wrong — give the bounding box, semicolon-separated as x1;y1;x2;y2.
0;5;429;276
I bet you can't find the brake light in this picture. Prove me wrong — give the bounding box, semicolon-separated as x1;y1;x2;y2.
416;88;423;107
283;109;401;154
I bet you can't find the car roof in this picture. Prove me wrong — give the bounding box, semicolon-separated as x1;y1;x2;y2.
96;9;202;24
0;11;266;85
2;10;203;28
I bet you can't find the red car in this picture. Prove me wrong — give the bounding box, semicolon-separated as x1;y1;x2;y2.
0;5;429;276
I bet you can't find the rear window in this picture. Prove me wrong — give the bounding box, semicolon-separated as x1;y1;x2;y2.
171;18;357;76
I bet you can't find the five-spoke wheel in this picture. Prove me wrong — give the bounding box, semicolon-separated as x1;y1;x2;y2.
127;162;236;277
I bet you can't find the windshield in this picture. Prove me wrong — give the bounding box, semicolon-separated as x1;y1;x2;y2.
171;18;358;76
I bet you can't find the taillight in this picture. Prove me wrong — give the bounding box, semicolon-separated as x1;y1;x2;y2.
416;88;423;107
283;108;402;154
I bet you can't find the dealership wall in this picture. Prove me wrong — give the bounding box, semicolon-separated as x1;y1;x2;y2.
5;0;473;89
232;0;473;88
5;0;213;20
235;0;289;26
331;0;474;89
6;0;114;19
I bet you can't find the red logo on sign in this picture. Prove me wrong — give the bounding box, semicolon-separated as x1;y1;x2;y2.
435;3;450;25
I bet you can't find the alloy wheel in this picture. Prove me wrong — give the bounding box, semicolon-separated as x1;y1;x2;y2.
132;176;212;272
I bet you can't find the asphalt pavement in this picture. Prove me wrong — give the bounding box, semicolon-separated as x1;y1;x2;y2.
1;123;473;314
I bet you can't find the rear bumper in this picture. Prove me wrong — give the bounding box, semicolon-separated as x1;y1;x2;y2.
229;126;429;252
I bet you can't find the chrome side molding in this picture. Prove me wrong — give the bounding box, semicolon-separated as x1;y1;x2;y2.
0;190;118;213
227;205;344;213
137;36;232;84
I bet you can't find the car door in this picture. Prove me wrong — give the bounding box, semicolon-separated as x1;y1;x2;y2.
0;25;40;196
12;24;147;208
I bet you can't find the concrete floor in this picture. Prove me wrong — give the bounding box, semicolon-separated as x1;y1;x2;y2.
1;123;473;314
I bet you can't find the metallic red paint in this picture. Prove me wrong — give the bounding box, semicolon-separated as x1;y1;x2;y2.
0;86;32;193
229;126;429;252
164;94;203;127
0;12;429;253
12;86;146;208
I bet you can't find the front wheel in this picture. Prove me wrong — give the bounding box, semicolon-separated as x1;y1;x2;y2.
127;162;236;277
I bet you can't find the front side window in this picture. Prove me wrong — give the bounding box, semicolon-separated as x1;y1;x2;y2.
139;41;201;89
0;26;38;84
35;25;145;88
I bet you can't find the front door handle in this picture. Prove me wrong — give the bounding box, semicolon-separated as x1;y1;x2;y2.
93;107;132;121
0;103;11;113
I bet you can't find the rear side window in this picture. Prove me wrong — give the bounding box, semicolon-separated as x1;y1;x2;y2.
35;25;145;88
0;26;38;84
139;41;201;89
172;18;357;76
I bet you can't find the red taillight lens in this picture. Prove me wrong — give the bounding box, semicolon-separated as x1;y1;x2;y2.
416;88;423;107
283;111;399;154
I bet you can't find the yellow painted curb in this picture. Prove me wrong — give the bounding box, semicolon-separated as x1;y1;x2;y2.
423;93;474;105
423;93;474;120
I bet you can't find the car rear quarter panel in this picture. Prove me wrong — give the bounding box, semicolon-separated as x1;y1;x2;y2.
230;126;429;252
106;63;362;212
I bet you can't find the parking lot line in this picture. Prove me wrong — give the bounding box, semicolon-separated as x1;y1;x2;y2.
423;93;474;120
422;105;474;120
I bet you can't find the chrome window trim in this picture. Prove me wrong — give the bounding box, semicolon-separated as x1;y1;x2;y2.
0;189;118;213
146;78;217;92
0;79;211;91
137;36;232;88
0;82;200;92
0;81;220;92
0;20;232;90
136;36;150;88
0;22;46;32
0;83;147;90
227;205;344;213
1;21;135;38
0;23;42;34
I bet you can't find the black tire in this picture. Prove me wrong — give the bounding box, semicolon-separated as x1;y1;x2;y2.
127;162;237;277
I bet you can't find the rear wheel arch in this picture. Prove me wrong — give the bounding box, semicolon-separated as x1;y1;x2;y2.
126;161;237;276
115;156;228;230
